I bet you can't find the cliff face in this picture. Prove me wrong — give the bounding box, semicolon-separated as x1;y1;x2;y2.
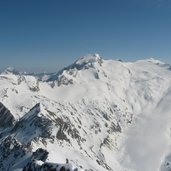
0;102;15;128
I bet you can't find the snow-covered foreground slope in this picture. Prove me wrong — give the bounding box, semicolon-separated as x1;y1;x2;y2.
0;54;171;171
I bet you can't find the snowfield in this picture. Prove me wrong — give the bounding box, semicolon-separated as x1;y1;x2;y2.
0;54;171;171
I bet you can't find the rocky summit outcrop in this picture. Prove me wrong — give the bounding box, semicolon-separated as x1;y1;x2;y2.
23;161;78;171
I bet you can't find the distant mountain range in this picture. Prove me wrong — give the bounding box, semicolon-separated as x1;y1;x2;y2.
0;54;171;171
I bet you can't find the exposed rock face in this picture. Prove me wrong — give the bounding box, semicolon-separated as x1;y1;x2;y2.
23;161;78;171
0;136;78;171
11;103;54;144
0;102;15;128
32;148;49;162
0;136;28;171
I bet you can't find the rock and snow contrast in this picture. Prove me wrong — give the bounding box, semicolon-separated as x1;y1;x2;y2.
0;54;171;171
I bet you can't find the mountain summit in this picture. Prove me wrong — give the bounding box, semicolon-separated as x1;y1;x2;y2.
74;53;103;66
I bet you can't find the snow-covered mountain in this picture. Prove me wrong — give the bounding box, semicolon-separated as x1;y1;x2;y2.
0;54;171;171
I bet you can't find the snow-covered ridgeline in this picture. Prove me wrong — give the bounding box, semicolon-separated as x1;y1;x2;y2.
0;54;171;171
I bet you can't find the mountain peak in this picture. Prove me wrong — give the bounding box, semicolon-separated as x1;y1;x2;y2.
2;67;20;75
74;53;103;66
22;103;47;120
47;54;103;82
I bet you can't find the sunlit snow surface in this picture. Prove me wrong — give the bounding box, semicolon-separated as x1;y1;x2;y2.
119;90;171;171
0;54;171;171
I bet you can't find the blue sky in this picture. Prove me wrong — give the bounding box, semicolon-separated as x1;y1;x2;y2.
0;0;171;72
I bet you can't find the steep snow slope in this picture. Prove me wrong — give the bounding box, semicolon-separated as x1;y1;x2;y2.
0;54;171;171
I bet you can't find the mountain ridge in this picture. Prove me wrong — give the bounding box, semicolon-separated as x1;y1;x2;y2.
0;54;171;171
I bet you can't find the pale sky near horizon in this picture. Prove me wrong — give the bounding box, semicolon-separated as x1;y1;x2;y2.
0;0;171;72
